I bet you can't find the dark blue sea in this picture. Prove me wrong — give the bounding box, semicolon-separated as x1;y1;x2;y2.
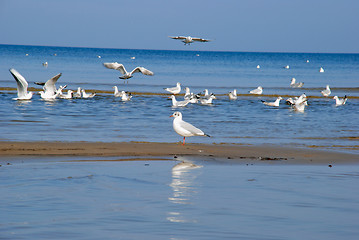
0;44;358;151
1;45;359;240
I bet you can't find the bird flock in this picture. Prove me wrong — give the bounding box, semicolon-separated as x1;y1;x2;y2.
8;52;349;145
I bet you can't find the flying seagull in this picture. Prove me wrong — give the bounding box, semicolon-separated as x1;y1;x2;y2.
169;36;211;45
103;62;154;80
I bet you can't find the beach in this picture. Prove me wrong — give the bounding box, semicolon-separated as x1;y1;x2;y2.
1;141;358;165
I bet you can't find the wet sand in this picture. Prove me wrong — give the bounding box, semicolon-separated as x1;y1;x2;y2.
0;141;358;165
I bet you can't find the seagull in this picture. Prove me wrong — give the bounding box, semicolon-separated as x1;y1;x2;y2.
170;111;210;145
286;93;307;105
261;97;283;107
113;86;121;97
228;89;237;100
290;78;304;88
172;161;202;172
39;90;60;100
164;82;181;94
120;91;132;101
256;65;260;69
103;62;154;80
184;87;191;100
35;73;62;97
319;67;325;73
73;87;82;98
81;89;96;98
284;65;290;69
321;85;331;97
333;95;347;106
59;90;74;99
169;36;210;45
249;86;263;95
42;62;48;67
292;99;308;112
199;94;216;105
170;95;190;107
9;68;35;100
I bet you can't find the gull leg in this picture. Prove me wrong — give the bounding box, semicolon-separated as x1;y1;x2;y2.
182;137;185;145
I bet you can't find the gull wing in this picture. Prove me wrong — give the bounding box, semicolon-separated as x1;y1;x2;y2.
179;120;204;136
169;36;187;40
131;67;154;76
44;73;62;94
103;62;127;74
9;68;28;98
192;37;210;42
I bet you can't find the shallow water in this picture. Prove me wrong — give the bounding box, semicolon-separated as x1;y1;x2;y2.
0;44;358;153
0;157;358;240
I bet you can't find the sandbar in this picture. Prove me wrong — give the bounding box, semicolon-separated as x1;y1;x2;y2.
0;141;358;165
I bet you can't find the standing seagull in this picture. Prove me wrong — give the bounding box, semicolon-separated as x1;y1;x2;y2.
169;36;211;45
103;62;154;80
170;111;210;145
164;82;181;94
9;68;35;100
321;85;331;97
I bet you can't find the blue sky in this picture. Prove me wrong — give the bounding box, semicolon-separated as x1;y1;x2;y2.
0;0;358;53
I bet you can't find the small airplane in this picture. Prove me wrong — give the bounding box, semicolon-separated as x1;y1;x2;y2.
169;36;211;45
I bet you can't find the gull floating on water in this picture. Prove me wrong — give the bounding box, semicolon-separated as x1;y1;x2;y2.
103;62;154;80
200;94;216;105
256;65;260;69
170;95;190;107
319;67;325;73
249;86;263;95
164;82;181;94
284;65;290;69
113;86;121;97
60;90;74;99
286;93;307;105
170;111;210;145
120;91;132;101
42;62;48;67
321;85;331;97
81;89;96;98
9;68;35;100
290;78;304;88
74;87;82;98
261;97;283;107
333;95;347;106
169;36;210;45
228;89;237;100
172;161;202;172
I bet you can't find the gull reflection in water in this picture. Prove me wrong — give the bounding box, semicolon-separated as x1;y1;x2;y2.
167;160;202;223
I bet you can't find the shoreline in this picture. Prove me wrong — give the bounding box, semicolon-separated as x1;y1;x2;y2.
0;141;358;165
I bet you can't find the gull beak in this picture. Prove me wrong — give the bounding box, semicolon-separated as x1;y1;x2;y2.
170;115;174;118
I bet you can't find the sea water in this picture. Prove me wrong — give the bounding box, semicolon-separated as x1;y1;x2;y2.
0;44;358;152
0;157;358;239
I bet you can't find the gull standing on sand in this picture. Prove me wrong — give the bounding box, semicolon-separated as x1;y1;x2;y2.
170;95;190;107
164;82;181;94
228;89;237;100
170;111;210;145
9;68;35;100
333;95;347;106
290;78;304;88
81;89;96;98
169;36;211;45
321;85;331;97
261;97;283;107
249;86;263;95
103;62;154;80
